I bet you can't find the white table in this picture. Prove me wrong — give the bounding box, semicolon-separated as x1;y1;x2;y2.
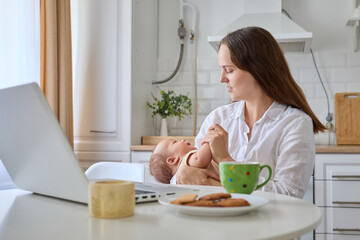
0;186;321;240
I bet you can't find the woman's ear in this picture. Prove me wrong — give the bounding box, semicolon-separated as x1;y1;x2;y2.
166;156;180;165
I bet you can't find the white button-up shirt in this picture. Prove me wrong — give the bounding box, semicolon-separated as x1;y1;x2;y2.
194;101;315;199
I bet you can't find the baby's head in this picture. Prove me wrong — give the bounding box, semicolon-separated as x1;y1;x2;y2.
149;139;196;183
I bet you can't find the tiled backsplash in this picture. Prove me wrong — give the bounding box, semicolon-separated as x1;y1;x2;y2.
152;51;360;145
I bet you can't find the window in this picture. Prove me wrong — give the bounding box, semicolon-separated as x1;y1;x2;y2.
0;0;40;188
0;0;40;89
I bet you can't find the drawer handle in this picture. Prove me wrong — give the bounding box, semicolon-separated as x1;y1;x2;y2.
332;175;360;179
332;201;360;205
333;228;360;232
90;130;116;133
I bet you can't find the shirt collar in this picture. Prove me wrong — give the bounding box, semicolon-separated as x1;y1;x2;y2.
231;101;287;121
230;101;245;120
265;101;287;121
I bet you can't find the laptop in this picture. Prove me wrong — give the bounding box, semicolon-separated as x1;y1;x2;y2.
0;83;197;204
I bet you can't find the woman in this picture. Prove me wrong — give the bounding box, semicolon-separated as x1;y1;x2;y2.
172;27;326;199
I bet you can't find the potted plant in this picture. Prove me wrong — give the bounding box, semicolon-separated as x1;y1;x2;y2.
147;90;192;136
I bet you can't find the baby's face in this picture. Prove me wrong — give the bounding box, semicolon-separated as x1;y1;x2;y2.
155;139;196;158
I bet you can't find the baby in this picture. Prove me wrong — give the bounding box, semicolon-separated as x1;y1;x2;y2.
149;139;220;185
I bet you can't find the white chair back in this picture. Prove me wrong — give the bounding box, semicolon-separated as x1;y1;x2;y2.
85;162;145;182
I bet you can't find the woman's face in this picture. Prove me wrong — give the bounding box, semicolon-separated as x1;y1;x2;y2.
218;44;261;102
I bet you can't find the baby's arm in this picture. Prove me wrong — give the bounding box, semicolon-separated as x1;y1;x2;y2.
187;143;213;168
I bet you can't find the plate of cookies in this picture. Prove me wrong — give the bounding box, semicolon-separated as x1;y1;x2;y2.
158;192;269;216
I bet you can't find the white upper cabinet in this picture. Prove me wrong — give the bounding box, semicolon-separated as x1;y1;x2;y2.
71;0;132;162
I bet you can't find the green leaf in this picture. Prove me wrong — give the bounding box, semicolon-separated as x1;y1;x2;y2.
146;89;192;120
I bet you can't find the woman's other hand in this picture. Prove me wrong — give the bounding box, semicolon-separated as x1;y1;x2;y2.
202;124;233;163
176;165;220;185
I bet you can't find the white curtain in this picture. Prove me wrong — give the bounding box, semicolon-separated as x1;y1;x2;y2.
0;0;40;89
0;0;40;188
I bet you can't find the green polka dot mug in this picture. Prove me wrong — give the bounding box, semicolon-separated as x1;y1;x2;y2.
219;162;272;194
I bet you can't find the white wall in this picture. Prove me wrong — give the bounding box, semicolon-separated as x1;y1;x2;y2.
131;0;159;144
134;0;360;144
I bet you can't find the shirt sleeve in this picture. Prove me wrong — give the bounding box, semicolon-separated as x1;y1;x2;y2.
195;111;217;149
261;116;315;199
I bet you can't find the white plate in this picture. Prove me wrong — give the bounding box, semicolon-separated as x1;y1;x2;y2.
158;193;269;216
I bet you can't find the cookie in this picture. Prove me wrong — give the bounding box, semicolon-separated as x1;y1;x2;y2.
169;192;250;208
170;193;198;205
198;193;232;201
184;200;218;207
216;198;250;207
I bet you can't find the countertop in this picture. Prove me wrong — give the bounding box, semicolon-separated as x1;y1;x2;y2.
131;136;360;153
315;144;360;153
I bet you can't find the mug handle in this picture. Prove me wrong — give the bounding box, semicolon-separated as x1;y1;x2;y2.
255;165;272;190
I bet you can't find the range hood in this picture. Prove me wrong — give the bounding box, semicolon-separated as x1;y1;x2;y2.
208;0;312;52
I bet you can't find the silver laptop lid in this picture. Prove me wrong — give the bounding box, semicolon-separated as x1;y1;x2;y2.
0;83;89;204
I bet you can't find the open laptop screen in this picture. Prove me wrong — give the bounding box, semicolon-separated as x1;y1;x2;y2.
0;83;89;203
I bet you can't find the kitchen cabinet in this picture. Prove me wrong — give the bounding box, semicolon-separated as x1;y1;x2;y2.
315;234;360;240
314;154;360;239
71;0;132;169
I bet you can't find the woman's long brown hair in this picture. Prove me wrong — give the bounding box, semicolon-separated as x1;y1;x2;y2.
220;27;326;133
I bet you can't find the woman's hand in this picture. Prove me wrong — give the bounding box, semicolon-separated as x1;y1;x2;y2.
176;165;220;185
201;124;233;163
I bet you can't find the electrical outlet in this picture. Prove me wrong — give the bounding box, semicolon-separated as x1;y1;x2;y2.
326;113;335;132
